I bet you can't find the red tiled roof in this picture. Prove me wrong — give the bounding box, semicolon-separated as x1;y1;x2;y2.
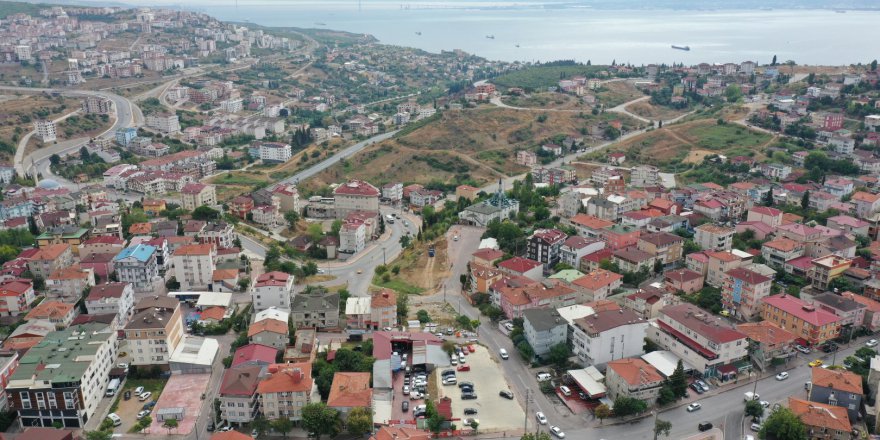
86;283;129;300
762;294;841;327
749;206;782;217
326;372;372;408
572;269;622;290
219;365;262;396
255;271;290;287
606;358;663;386
247;319;288;337
661;303;747;344
811;367;863;394
471;248;504;262
788;397;851;433
232;344;279;367
725;268;771;285
256;363;313;393
497;256;542;273
334;180;380;197
736;321;796;346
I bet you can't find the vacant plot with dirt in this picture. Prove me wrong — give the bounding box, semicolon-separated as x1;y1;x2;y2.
625;101;690;121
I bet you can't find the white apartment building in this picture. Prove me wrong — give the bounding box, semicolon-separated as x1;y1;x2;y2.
339;222;366;254
251;271;294;313
647;303;749;377
33;120;56;143
172;244;216;291
80;96;113;114
113;244;159;292
145;113;181;133
333;180;380;218
220;98;244;113
84;282;135;325
7;323;117;429
694;224;735;251
570;308;648;369
257;142;292;163
180;183;217;210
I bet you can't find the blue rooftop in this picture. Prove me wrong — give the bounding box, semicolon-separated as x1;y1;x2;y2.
114;244;156;262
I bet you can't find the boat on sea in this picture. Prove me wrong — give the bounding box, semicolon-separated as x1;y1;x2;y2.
315;22;326;26
515;44;520;48
415;31;422;35
671;45;690;51
486;35;495;39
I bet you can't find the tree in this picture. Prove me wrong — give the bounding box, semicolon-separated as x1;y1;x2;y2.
872;59;878;72
399;235;412;249
520;434;552;440
668;360;688;398
251;416;269;437
653;418;672;440
346;407;372;436
594;404;611;424
771;55;777;66
306;223;324;242
612;396;648;417
301;402;340;440
284;211;299;226
137;416;152;432
547;343;571;370
745;399;764;419
416;309;431;323
763;187;774;207
192;205;220;221
759;407;806;440
162;418;178;434
271;418;294;438
801;190;810;210
469;419;479;433
85;432;112;440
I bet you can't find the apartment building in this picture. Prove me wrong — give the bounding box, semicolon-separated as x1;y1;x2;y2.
333;180;380;218
113;244;159;292
84;282;135;325
257;363;316;421
809;255;852;291
123;296;185;367
33;120;56;143
527;229;568;267
761;294;841;346
605;358;664;401
145;113;181;134
172;244;216;291
25;244;73;280
7;323;117;428
180;183;217;210
721;268;772;320
636;231;684;266
291;290;340;330
762;238;805;268
522;308;567;357
0;280;36;317
219;365;262;426
694;224;735;251
248;318;288;349
251;271;294;313
571;308;647;369
648;303;749;377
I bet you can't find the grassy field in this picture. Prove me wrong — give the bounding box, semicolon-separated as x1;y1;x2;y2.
502;92;585;110
492;64;609;90
303;107;639;191
595;81;645;108
626;101;691;120
587;119;773;172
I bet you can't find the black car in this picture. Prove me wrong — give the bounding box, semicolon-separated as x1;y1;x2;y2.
206;420;214;432
698;422;713;432
821;343;839;353
458;381;474;389
461;392;477;400
463;408;478;415
441;369;456;377
499;390;514;400
402;401;409;412
690;383;704;394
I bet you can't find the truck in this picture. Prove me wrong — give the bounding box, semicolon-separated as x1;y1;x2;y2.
744;391;760;401
105;378;121;397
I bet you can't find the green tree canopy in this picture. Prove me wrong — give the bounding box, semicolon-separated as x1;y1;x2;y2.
546;343;571;370
301;402;340;439
759;407;806;440
270;418;293;438
346;406;372;436
612;396;648;417
192;205;220;221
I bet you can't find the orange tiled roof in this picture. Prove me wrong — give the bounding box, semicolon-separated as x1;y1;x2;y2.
174;243;213;256
788;397;851;433
248;318;288;337
326;372;372;408
256;363;313;393
26;300;74;321
572;269;623;291
811;367;863;394
736;321;796;346
607;358;663;386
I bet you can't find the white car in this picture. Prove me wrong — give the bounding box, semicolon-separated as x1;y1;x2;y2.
137;409;151;419
504;322;514;331
775;372;789;381
751;422;762;432
134;386;145;395
402;385;410;395
550;426;566;438
117;363;129;370
867;339;879;347
686;403;702;412
536;412;547;425
138;391;152;401
536;372;552;382
760;401;770;408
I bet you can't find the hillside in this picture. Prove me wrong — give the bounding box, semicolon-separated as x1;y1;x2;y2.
302;106;640;191
0;1;63;18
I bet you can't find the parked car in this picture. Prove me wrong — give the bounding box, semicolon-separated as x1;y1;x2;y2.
499;348;509;360
402;385;410;395
809;359;824;367
559;386;571;396
504;322;514;331
123;390;131;400
401;401;409;412
499;390;514;400
138;391;152;401
795;344;811;354
536;412;548;425
457;365;471;372
536;372;552;381
461;391;477;400
442;376;457;385
134;386;145;395
696;380;710;392
686;403;702;412
549;426;566;438
467;344;477;353
137;410;151;419
464;408;478;415
458;381;474;389
690;383;704;394
775;372;789;381
751;422;762;431
698;422;713;432
462;418;479;427
867;339;879;347
206;420;214;431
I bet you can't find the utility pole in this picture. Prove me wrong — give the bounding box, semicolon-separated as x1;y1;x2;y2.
383;247;386;265
523;389;531;433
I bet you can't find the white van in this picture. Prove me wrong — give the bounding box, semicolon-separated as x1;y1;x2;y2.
107;413;122;427
499;348;509;360
560;386;572;397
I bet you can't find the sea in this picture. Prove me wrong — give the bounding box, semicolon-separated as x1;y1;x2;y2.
200;1;880;65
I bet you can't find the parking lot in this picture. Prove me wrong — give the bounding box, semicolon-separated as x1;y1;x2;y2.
148;373;212;435
434;346;525;432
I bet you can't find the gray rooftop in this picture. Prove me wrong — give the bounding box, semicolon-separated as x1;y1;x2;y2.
523;308;566;333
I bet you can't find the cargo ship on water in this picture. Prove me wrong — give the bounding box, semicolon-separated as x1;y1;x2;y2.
671;45;691;51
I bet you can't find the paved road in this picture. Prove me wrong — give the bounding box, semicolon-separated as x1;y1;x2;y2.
0;85;140;179
278;130;399;186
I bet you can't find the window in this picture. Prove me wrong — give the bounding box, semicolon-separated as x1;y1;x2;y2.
20;392;31;409
35;392;45;410
63;392;75;409
48;393;57;409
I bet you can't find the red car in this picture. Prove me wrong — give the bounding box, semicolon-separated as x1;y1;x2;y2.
467;344;477;353
457;365;471;372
